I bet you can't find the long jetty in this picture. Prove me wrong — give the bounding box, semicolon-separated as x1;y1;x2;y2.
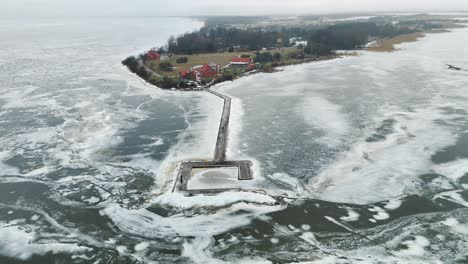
172;87;253;193
205;88;231;162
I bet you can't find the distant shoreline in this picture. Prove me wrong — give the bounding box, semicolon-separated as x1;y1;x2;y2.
124;52;355;91
123;15;466;90
123;27;455;91
367;23;466;52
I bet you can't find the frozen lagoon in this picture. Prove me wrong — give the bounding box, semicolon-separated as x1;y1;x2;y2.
1;16;468;264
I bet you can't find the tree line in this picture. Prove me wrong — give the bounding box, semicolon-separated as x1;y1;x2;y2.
165;22;419;56
167;27;287;54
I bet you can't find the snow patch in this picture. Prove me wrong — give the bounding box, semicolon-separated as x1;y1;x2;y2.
0;225;91;260
340;207;360;222
152;192;276;209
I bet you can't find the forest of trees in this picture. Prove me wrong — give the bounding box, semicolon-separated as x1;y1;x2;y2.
165;22;419;56
167;27;287;54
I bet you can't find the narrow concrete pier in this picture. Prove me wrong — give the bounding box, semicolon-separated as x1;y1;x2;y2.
205;89;231;162
173;87;253;194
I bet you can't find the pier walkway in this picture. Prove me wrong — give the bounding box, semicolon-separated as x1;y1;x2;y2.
205;89;231;162
172;87;253;194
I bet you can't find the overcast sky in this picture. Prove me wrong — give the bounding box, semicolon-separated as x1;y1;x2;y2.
1;0;468;18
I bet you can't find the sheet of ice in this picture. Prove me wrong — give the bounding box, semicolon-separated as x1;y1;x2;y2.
299;232;319;246
369;206;390;220
310;108;456;204
152;192;276;209
116;245;128;254
299;97;350;147
266;172;311;196
441;217;459;227
270;237;280;244
442;218;468;235
384;198;403;210
0;225;91;260
340;207;360;222
433;159;468;182
0;150;19;175
0;85;54;110
182;236;272;264
134;242;149;252
433;190;468;207
102;203;285;237
394;236;430;257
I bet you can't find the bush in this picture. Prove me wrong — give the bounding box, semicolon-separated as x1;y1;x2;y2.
122;56;148;79
157;76;178;89
240;54;251;58
178;81;189;89
176;57;189;63
287;51;304;60
159;61;173;72
304;42;333;56
254;51;273;63
122;56;137;68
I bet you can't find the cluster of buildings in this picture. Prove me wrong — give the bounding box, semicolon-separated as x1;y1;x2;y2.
179;64;219;81
179;57;255;82
144;47;257;84
229;58;255;69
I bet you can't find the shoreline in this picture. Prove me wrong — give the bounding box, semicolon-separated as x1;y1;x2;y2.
367;24;466;53
125;52;347;92
124;28;461;91
124;16;467;90
366;32;426;52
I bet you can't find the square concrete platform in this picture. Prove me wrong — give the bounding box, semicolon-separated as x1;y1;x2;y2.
174;160;253;193
189;167;240;190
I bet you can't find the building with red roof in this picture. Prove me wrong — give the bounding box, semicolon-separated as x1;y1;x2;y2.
230;57;252;65
147;50;161;61
199;64;219;78
179;70;191;80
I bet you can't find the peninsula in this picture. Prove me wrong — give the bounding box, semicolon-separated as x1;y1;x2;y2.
123;14;465;90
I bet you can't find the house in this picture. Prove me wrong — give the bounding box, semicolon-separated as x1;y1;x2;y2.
180;63;219;82
199;64;219;78
147;50;161;61
179;70;192;80
230;57;252;67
